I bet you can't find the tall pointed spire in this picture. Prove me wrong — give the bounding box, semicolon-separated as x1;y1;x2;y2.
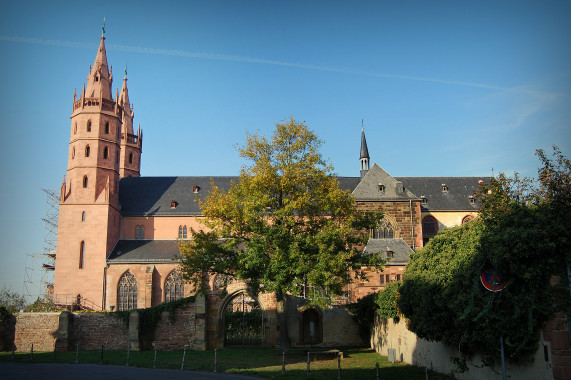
360;120;370;178
85;22;112;100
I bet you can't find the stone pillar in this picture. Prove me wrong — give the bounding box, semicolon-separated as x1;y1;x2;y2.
54;311;72;351
128;311;140;351
145;265;155;308
193;294;207;351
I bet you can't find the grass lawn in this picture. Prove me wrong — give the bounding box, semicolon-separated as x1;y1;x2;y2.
0;347;455;379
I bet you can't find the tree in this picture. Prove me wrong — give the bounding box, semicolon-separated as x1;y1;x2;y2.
179;118;382;306
398;146;571;364
0;287;25;315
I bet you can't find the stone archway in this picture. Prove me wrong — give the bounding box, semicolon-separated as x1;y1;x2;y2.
216;289;266;347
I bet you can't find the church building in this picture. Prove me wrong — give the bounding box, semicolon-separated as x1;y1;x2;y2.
53;32;485;346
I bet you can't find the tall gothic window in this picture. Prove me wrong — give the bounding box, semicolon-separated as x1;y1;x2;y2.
85;145;90;157
83;176;88;188
117;271;138;311
164;270;184;302
103;146;108;159
372;222;394;239
129;153;133;164
178;225;187;239
105;122;109;134
87;120;92;132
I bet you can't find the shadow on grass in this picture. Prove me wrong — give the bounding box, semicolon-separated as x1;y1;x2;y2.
0;347;454;379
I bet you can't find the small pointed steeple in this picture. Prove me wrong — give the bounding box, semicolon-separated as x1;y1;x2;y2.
360;120;370;178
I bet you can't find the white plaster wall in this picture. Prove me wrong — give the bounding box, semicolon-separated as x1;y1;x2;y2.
370;317;553;380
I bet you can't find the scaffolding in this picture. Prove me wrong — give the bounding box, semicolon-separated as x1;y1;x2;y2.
23;189;58;303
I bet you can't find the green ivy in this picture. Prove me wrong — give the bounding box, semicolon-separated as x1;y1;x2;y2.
112;296;196;336
375;282;401;322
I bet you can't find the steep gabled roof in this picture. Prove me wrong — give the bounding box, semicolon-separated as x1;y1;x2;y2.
363;238;413;265
352;163;417;201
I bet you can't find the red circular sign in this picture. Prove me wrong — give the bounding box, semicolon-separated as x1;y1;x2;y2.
480;267;506;292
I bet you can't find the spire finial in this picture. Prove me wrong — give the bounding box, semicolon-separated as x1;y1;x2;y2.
124;65;127;79
361;118;364;132
101;17;106;37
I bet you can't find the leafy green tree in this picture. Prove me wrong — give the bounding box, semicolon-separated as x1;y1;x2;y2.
179;118;383;306
375;281;401;322
398;146;571;364
0;287;25;315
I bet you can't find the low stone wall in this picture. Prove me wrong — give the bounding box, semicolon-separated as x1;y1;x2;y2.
70;313;129;350
370;316;556;380
4;296;206;352
14;313;60;351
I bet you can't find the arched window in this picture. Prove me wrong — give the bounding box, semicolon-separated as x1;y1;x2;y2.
462;215;474;224
85;145;90;157
301;308;322;344
105;122;109;134
164;270;184;302
422;216;438;245
117;271;138;311
83;176;88;188
135;225;145;239
129;153;133;164
371;221;395;239
103;146;108;159
87;120;92;132
178;225;187;239
79;241;85;269
81;211;86;221
72;147;75;159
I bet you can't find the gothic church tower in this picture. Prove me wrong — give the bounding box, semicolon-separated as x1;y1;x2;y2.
54;28;141;309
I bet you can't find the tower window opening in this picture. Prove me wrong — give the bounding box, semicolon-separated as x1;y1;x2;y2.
87;120;92;132
74;122;77;134
129;153;133;164
105;122;109;134
81;211;86;222
103;146;109;159
79;241;85;269
85;145;90;157
83;176;88;188
72;147;75;159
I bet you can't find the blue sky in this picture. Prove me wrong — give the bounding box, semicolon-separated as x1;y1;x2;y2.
0;0;569;300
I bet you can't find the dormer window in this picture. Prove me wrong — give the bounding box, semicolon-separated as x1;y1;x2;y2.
170;201;177;208
193;186;200;194
441;184;448;192
378;183;385;192
469;195;475;204
386;249;394;258
421;196;427;205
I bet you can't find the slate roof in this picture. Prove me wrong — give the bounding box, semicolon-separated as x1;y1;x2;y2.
118;173;487;216
363;238;414;265
352;164;417;201
119;176;362;216
107;240;181;263
396;176;487;211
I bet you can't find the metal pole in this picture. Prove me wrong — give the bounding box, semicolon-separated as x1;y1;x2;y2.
500;335;507;380
30;343;34;361
425;366;428;380
181;346;186;370
153;346;158;369
282;351;286;375
214;348;217;373
376;362;379;380
100;345;104;365
306;351;310;377
75;343;79;364
126;346;130;367
337;355;341;380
